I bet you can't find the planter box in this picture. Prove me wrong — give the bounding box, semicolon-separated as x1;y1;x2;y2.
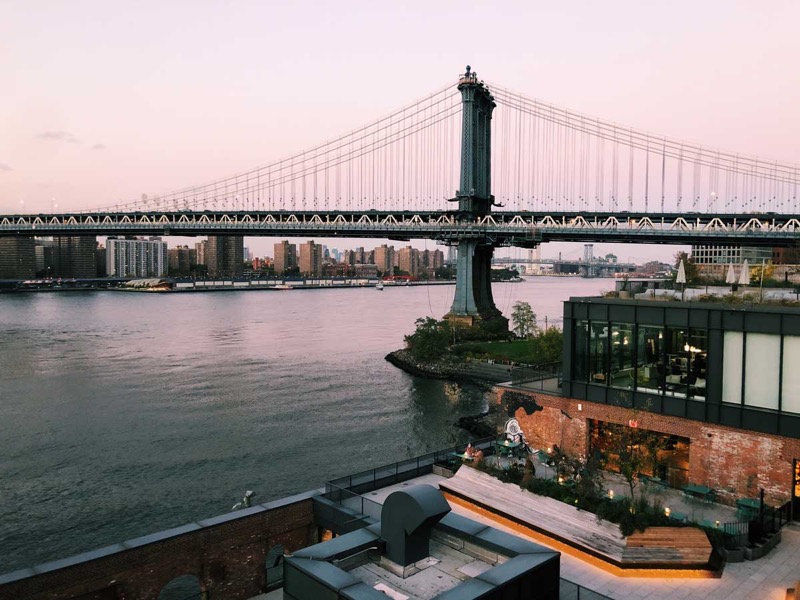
743;530;781;560
433;464;456;478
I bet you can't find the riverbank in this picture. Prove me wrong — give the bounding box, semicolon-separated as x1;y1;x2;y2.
385;349;505;438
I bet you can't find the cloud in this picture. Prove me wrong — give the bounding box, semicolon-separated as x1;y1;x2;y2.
0;162;11;172
36;130;80;144
92;143;106;150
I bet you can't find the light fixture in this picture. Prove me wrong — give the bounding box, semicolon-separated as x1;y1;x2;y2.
664;507;671;517
558;476;564;484
608;490;614;499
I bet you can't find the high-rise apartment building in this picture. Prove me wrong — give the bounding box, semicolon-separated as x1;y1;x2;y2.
423;248;444;270
0;237;36;279
195;240;207;267
274;240;298;274
353;247;366;264
206;236;244;277
106;237;168;277
398;246;421;277
299;240;323;276
374;244;396;276
51;236;97;278
168;245;196;275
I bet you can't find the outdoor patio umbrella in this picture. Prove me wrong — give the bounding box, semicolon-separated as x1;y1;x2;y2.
676;259;687;300
726;264;737;292
739;259;751;286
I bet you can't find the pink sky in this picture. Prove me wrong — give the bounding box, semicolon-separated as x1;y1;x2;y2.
2;0;799;261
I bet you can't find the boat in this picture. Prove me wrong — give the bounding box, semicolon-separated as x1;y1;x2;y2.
273;284;293;290
509;276;524;283
375;282;384;291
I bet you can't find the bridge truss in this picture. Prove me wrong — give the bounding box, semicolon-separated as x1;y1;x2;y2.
2;210;798;247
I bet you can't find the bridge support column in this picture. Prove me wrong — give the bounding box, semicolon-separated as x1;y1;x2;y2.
447;240;507;331
444;66;508;335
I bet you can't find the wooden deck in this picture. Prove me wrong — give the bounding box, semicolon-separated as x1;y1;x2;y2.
438;466;712;571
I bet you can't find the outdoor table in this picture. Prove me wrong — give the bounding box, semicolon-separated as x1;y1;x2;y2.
497;440;521;457
451;452;474;462
683;483;715;503
668;510;688;523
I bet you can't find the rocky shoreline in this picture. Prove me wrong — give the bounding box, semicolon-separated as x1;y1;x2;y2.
385;349;503;437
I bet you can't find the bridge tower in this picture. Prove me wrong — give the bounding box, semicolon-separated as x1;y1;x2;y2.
445;67;508;334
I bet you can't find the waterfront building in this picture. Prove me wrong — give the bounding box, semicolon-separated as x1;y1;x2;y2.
34;239;55;276
398;245;421;277
194;240;207;267
206;235;243;277
106;237;168;277
354;263;378;278
374;244;396;276
0;237;36;279
690;245;773;279
273;240;297;274
168;245;196;276
95;244;107;277
502;296;800;508
50;236;97;278
298;240;322;276
422;248;444;270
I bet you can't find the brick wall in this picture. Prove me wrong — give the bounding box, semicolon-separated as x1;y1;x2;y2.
498;388;800;507
0;494;317;600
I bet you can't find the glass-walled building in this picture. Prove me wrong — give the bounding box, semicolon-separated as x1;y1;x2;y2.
563;297;800;438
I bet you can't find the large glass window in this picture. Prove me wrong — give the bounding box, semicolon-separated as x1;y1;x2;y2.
664;328;689;398
744;333;780;410
722;331;744;404
589;322;608;385
687;329;708;400
610;322;635;389
636;325;664;394
782;336;800;415
573;320;589;382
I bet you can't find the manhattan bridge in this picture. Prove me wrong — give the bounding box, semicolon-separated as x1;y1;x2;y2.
2;67;799;327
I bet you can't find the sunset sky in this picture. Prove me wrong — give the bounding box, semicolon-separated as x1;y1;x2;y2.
2;1;799;261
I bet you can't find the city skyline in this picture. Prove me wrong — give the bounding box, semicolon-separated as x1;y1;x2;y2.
2;2;799;262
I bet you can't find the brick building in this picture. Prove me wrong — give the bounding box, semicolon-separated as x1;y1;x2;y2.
501;296;800;509
299;241;322;276
273;240;297;274
397;246;421;277
206;235;243;277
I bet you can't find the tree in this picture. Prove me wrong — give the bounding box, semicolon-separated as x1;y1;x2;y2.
404;317;451;361
673;251;700;284
529;327;563;364
511;301;537;339
599;420;667;501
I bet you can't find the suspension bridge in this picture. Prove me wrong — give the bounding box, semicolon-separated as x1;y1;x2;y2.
2;67;799;328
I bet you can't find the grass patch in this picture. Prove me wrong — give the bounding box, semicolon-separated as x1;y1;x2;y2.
452;340;534;363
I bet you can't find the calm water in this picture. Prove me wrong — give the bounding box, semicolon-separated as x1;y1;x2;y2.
0;276;612;573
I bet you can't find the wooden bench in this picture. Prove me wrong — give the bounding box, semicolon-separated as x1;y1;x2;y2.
624;528;711;567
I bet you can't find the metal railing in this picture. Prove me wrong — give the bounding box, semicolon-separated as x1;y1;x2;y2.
325;436;496;496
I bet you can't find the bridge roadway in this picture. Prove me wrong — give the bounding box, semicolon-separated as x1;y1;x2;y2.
1;209;798;246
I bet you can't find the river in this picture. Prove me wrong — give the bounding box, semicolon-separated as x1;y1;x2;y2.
0;276;613;573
